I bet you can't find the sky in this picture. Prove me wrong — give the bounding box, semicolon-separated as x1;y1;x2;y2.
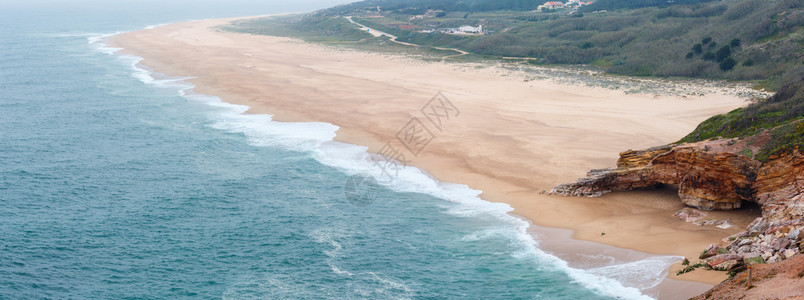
0;0;356;10
0;0;358;17
0;0;358;29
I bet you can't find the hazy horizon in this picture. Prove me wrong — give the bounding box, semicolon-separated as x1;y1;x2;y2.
1;0;357;25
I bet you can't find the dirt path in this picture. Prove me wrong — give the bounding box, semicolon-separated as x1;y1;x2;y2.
345;16;468;59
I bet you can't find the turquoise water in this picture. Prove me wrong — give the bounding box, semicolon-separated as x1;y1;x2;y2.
1;3;665;299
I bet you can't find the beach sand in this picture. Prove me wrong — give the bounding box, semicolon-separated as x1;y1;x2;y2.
110;17;762;298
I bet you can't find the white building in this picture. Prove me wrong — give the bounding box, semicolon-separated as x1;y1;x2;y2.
542;1;565;10
458;25;483;34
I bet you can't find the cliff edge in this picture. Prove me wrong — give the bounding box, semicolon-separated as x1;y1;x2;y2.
551;77;803;297
551;139;802;262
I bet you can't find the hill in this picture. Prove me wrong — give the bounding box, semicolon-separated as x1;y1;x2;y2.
298;0;802;89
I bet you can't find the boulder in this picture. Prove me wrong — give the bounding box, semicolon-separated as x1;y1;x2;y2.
676;207;707;223
706;254;743;270
700;244;722;259
713;259;741;271
771;237;791;251
790;228;802;240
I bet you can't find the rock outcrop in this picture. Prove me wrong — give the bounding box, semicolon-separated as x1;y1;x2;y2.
551;139;803;265
551;143;765;210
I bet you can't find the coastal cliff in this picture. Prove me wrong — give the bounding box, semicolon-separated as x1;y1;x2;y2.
552;77;803;275
552;139;803;212
551;143;762;210
547;68;804;299
551;130;803;293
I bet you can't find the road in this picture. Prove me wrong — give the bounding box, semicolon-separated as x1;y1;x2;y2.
345;16;469;58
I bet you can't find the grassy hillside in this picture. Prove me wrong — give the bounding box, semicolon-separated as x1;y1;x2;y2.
322;0;555;14
578;0;719;11
322;0;720;14
680;70;804;161
307;0;803;89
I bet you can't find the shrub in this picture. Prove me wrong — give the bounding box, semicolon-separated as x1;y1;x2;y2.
719;57;736;71
686;52;694;59
676;261;708;275
745;256;764;265
702;52;715;61
730;38;741;48
692;43;703;53
716;45;731;62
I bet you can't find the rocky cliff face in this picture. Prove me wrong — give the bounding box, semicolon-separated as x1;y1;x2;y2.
551;138;803;266
553;143;763;210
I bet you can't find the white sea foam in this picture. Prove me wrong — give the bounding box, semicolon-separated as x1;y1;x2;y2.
588;256;681;292
310;228;414;298
93;28;680;299
87;32;124;55
310;229;357;277
144;23;169;30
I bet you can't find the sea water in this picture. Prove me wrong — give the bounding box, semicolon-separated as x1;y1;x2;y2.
1;2;674;299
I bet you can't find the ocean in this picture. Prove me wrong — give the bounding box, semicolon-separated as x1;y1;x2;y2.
1;2;672;299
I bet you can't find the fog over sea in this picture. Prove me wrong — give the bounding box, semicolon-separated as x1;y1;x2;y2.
1;1;672;298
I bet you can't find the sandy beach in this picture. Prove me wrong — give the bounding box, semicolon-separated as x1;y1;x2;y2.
110;17;763;297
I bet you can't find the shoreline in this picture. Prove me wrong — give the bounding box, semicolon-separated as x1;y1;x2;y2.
108;16;761;298
528;222;714;300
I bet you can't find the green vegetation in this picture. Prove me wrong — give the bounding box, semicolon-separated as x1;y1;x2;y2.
745;256;764;265
680;71;804;161
579;0;718;12
727;266;745;278
720;57;737;71
321;0;547;14
221;16;466;60
300;0;804;87
224;15;368;42
323;0;721;14
228;0;804;86
676;261;707;275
